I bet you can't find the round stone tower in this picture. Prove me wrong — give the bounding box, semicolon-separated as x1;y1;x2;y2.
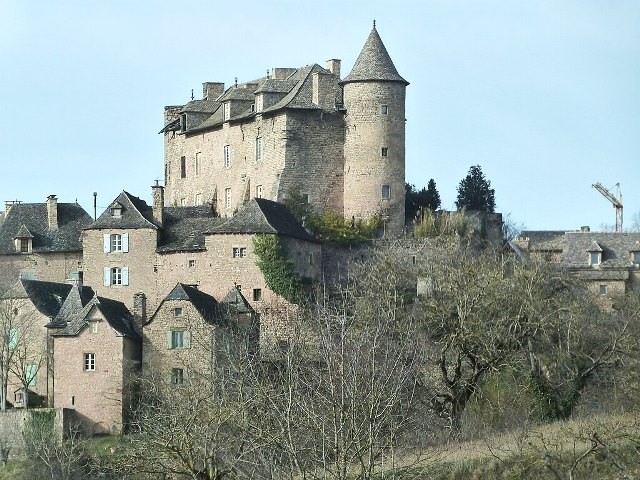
341;24;409;236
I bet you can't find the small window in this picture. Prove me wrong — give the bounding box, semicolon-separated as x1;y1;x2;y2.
104;266;129;286
171;331;184;348
26;364;37;387
180;156;186;178
111;234;122;252
256;95;263;112
195;152;201;175
168;330;190;349
256;185;263;199
382;184;391;200
256;137;263;161
250;103;255;113
180;113;187;130
112;267;123;285
633;251;640;264
180;198;187;206
111;206;122;217
225;188;232;209
412;255;417;265
253;288;262;301
589;252;601;266
381;147;388;157
223;145;232;168
19;239;30;253
302;194;309;204
174;307;183;317
308;252;313;265
380;105;388;115
223;102;230;121
188;259;196;268
233;247;247;258
84;353;96;371
599;284;608;296
194;193;203;206
8;329;18;350
171;368;184;385
89;321;98;334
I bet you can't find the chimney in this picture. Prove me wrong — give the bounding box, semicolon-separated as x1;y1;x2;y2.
152;181;164;226
312;71;338;110
202;82;225;100
133;292;147;327
68;271;83;291
46;195;58;230
326;59;341;79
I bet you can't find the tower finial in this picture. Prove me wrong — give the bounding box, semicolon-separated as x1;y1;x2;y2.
373;19;376;28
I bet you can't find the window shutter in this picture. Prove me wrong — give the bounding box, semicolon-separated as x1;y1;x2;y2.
121;267;129;285
103;234;111;253
166;331;173;349
103;267;111;286
122;233;129;252
184;331;191;349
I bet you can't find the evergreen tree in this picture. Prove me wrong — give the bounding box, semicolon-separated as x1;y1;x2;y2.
423;179;441;211
405;179;441;221
455;165;496;212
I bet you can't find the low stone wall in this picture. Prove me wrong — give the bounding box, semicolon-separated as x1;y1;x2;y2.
0;408;74;460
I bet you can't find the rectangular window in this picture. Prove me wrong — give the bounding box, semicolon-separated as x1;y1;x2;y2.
599;284;608;296
253;288;262;301
195;193;203;206
180;156;186;178
180;198;187;206
256;137;263;161
381;147;388;157
633;251;640;264
233;247;247;258
188;259;196;268
104;266;129;286
9;329;18;350
20;239;29;253
84;353;95;371
225;188;232;208
223;145;232;168
256;95;263;112
309;252;314;265
195;152;201;175
174;307;183;317
382;184;391;200
171;368;184;385
256;185;263;199
89;321;98;334
223;102;230;121
167;330;190;349
112;267;122;285
380;105;388;115
104;233;129;253
589;252;601;266
26;364;38;387
111;234;122;252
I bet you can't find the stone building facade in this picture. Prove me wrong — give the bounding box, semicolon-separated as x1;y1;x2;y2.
160;25;408;236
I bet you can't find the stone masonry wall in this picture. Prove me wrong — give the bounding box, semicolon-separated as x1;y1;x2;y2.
0;251;83;284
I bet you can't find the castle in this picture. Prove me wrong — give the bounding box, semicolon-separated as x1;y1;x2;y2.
0;25;409;436
161;24;408;236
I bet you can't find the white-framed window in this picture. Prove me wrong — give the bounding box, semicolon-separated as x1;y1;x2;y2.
103;267;129;286
171;368;185;385
233;247;247;258
174;307;183;317
599;284;608;296
256;185;263;198
256;95;263;112
253;288;262;301
103;233;129;253
380;105;388;115
382;184;391;200
256;137;263;161
381;147;388;157
225;188;232;209
195;193;203;206
195;152;201;175
223;102;231;121
110;205;122;217
84;353;96;371
180;198;187;206
167;330;191;349
89;321;98;334
589;252;601;266
224;145;232;168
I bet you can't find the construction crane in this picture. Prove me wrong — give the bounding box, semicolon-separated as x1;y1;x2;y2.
592;182;623;232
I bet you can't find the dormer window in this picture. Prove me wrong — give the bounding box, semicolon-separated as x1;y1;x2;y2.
589;252;601;266
223;102;230;121
111;205;122;217
256;95;263;113
14;225;33;253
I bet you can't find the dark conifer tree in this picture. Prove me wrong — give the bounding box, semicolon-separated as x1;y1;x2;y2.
455;165;496;212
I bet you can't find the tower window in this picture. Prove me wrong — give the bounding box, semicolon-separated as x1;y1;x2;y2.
224;145;232;168
253;288;262;301
381;147;388;157
225;188;232;208
599;284;608;296
380;105;388;115
180;156;186;178
382;185;391;200
195;152;201;175
256;137;263;161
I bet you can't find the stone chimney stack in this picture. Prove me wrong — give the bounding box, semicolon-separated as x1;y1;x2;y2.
202;82;225;100
46;195;58;230
133;292;147;327
326;59;341;78
152;181;164;226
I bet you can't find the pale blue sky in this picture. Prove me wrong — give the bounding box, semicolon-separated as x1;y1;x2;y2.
1;0;638;231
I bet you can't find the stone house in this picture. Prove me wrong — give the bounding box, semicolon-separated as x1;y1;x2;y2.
513;230;640;303
51;287;141;435
142;283;257;383
160;25;408;236
0;196;91;283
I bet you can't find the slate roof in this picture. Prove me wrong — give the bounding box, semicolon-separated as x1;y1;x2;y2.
53;294;140;339
9;279;74;319
518;230;567;252
163;283;223;324
0;202;91;255
48;284;96;328
87;191;157;230
341;26;408;85
208;198;318;243
562;232;640;269
157;206;224;252
220;287;254;314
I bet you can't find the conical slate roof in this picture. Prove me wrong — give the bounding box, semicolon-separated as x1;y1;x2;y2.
341;26;408;85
